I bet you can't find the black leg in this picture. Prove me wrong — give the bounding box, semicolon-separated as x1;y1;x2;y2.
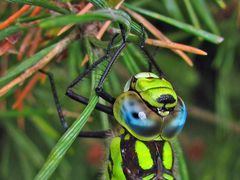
40;70;114;138
139;24;164;77
66;32;121;108
40;69;112;129
67;32;119;90
78;129;113;138
65;55;114;115
39;70;69;130
67;24;127;105
95;24;126;103
66;90;113;115
148;60;153;72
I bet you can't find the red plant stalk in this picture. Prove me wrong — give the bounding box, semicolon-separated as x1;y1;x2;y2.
0;5;31;30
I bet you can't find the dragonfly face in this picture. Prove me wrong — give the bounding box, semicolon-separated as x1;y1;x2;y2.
113;72;187;141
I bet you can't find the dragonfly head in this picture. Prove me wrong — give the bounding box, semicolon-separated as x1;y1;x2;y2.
114;72;187;141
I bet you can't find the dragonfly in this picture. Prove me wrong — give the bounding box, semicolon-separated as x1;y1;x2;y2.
40;24;187;180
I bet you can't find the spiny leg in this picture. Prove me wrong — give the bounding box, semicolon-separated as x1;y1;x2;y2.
95;24;127;104
139;24;164;77
78;129;114;138
39;24;127;136
148;60;153;72
66;32;120;108
40;70;113;138
66;24;127;105
65;56;114;115
39;70;68;130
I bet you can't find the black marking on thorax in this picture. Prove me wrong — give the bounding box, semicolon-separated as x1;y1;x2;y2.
119;132;172;179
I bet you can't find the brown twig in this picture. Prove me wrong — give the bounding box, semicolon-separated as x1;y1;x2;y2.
14;90;25;129
237;0;240;27
145;38;207;55
57;3;94;36
63;110;80;118
12;73;44;109
27;29;42;57
0;31;78;97
96;1;124;40
189;106;240;134
17;7;43;60
57;2;95;67
30;6;42;17
81;0;125;66
0;41;13;56
0;5;31;30
122;6;200;66
17;30;35;60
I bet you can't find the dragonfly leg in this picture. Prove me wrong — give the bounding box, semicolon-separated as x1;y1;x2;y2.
95;24;127;104
78;129;114;138
139;24;164;77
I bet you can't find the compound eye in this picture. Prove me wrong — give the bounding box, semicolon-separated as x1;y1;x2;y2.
118;92;163;140
161;97;187;139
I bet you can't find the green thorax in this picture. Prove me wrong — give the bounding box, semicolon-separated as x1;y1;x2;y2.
105;128;175;180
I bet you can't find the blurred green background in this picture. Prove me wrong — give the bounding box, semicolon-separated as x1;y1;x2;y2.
0;0;240;179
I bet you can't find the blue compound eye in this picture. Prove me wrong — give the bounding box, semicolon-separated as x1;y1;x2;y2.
113;92;187;141
161;97;187;139
117;92;163;140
